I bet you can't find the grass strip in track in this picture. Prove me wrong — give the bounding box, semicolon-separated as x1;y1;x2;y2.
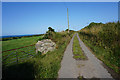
73;35;86;60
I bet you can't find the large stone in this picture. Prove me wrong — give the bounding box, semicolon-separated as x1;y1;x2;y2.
35;39;56;54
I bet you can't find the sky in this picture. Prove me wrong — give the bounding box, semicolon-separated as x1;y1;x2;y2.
1;0;120;2
2;2;118;36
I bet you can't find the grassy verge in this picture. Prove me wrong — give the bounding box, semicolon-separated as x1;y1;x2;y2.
79;33;119;74
73;34;86;60
3;31;74;79
78;22;120;74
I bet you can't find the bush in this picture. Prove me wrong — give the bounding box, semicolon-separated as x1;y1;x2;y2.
40;27;55;40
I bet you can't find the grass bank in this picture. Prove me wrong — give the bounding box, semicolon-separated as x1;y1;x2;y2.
79;22;120;74
73;34;86;60
3;31;74;79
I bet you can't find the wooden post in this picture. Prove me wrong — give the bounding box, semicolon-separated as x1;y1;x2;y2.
67;8;69;33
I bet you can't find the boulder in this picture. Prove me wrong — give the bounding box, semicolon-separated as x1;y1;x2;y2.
35;39;56;54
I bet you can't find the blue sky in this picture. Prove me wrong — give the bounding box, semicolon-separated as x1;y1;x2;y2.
2;2;118;36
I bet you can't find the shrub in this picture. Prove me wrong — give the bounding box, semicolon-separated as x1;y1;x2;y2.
41;27;55;40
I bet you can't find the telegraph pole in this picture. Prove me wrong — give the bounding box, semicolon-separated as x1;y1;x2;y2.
67;8;69;33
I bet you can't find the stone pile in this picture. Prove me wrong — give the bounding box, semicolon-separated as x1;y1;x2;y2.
35;39;56;54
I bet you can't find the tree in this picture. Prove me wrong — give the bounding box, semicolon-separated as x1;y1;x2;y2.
48;27;55;32
43;27;55;39
65;29;68;31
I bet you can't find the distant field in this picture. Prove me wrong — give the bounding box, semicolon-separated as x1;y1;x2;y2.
2;36;43;51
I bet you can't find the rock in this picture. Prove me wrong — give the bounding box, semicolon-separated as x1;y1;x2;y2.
35;39;56;54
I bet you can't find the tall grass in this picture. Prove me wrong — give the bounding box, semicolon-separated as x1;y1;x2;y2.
79;22;120;73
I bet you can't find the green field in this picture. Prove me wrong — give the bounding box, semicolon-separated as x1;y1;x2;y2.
3;31;74;79
2;36;43;51
73;34;86;60
2;36;43;67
